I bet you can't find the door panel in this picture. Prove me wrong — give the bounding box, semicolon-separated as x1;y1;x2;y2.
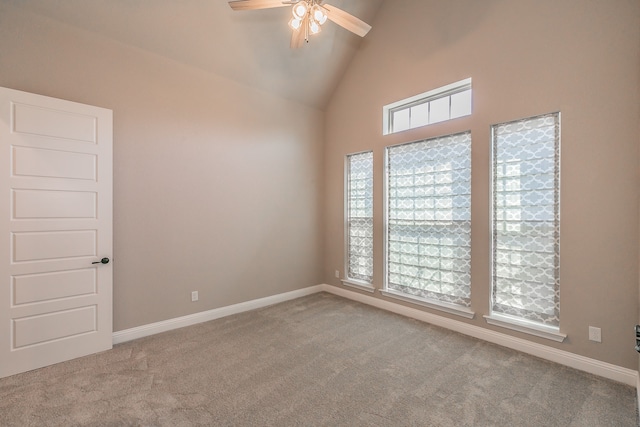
13;305;97;348
13;146;97;180
13;269;96;305
0;87;112;378
13;189;97;219
12;102;97;143
13;230;97;261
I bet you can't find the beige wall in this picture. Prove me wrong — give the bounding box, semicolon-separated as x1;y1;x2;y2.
325;0;640;369
0;3;324;331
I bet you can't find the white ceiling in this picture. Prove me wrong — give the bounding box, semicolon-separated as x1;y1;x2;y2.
6;0;384;109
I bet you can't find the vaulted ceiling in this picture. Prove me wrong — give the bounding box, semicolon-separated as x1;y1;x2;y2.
5;0;384;109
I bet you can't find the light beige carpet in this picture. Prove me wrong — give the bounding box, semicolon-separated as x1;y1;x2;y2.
0;292;636;426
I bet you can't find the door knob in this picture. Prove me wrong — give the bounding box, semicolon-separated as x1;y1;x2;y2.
92;257;110;265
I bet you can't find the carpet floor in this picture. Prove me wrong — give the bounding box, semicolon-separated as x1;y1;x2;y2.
0;292;636;426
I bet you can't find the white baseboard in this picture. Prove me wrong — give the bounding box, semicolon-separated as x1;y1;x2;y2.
112;282;638;387
320;284;639;387
112;285;324;345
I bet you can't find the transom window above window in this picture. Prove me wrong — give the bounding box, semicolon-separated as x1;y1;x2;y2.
383;78;472;135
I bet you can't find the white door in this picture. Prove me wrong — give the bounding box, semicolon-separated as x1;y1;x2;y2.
0;87;112;378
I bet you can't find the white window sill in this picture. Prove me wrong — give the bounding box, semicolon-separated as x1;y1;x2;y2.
379;289;475;319
484;314;566;343
341;279;375;293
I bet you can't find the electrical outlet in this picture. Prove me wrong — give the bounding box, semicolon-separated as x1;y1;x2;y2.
191;291;199;302
588;326;601;343
335;270;340;279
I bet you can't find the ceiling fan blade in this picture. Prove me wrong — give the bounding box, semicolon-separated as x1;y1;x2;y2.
323;4;372;37
228;0;290;11
290;16;308;48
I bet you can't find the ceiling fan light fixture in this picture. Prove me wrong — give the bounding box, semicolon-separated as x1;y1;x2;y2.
289;17;302;31
228;0;372;48
309;18;321;35
292;2;308;19
311;5;327;25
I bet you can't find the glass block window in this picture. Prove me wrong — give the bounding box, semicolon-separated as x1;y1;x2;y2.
346;151;374;283
491;113;560;327
385;132;472;306
383;79;472;135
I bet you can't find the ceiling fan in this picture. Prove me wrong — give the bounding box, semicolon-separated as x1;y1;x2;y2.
228;0;372;48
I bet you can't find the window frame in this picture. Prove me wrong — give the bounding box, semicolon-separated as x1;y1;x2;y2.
484;112;566;342
343;150;375;292
383;78;472;135
382;131;474;319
